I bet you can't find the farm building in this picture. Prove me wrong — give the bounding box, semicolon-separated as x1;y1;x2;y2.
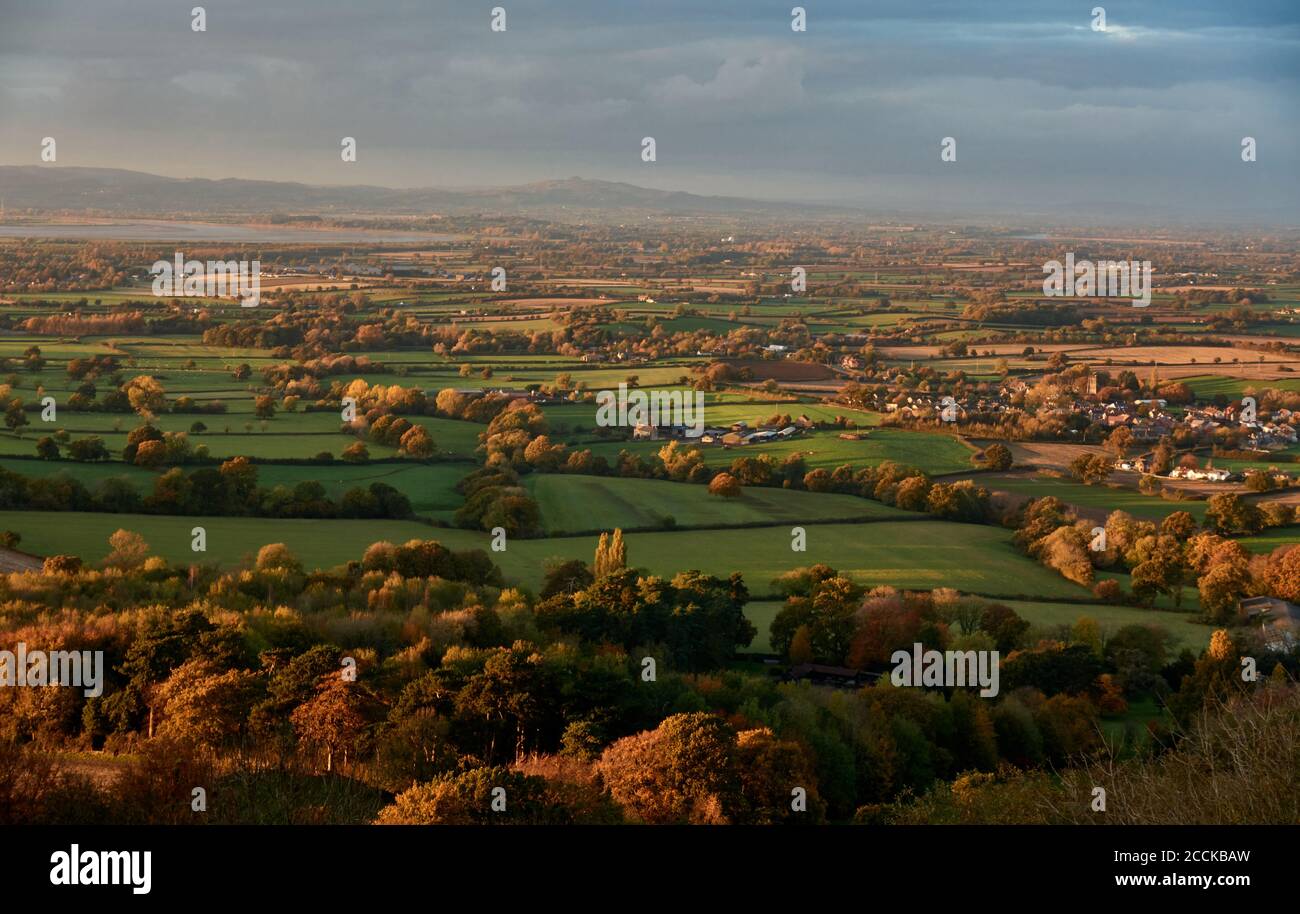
783;664;881;690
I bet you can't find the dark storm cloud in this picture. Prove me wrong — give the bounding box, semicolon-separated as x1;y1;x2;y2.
0;0;1295;220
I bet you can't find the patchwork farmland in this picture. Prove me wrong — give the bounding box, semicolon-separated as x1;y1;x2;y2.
0;186;1294;833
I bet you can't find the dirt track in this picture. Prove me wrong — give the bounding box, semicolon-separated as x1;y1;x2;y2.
0;547;43;572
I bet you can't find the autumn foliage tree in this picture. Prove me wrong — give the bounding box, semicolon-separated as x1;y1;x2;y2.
291;675;381;772
104;529;150;570
376;764;621;825
155;658;261;751
708;472;741;497
593;529;627;578
597;712;744;824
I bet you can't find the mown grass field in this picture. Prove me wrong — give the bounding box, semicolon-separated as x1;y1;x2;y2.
999;599;1213;653
0;511;1091;601
1238;526;1300;555
740;601;782;653
260;462;468;518
0;458;152;488
740;596;1214;656
1182;374;1300;398
1211;449;1300;473
0;413;484;461
0;511;442;571
980;474;1208;522
582;427;974;475
541;397;879;433
525;474;910;533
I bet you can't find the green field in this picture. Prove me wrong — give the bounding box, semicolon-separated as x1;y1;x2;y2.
525;474;910;533
583;427;974;475
0;511;1090;601
1182;374;1300;399
1211;449;1300;473
741;600;782;653
0;458;154;488
0;458;471;519
541;397;879;432
0;511;443;571
1238;526;1300;555
0;412;484;461
979;474;1208;522
739;596;1214;657
1000;599;1213;653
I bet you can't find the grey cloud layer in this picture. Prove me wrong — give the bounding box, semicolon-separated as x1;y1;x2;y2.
0;0;1295;219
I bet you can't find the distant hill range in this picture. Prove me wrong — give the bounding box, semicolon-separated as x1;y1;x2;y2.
0;166;849;220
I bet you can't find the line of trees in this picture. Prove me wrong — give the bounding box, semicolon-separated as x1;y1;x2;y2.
1011;494;1300;621
0;457;413;520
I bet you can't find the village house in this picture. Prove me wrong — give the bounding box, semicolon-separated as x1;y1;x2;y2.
1241;596;1300;652
1131;415;1176;442
1245;423;1298;450
1167;465;1232;482
783;663;880;690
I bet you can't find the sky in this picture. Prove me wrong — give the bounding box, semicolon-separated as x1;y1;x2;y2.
0;0;1296;221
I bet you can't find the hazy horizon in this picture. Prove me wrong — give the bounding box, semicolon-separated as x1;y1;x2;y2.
1;0;1297;222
